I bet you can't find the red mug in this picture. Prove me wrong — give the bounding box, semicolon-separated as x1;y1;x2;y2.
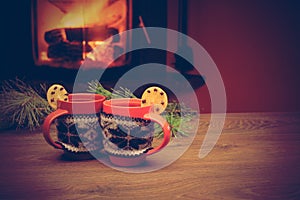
100;98;171;166
43;93;106;157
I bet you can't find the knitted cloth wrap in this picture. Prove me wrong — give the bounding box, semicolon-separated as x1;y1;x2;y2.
56;114;103;153
100;112;155;157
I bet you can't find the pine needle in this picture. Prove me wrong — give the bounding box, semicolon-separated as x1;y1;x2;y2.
0;78;53;131
87;80;112;98
154;101;198;138
87;80;136;99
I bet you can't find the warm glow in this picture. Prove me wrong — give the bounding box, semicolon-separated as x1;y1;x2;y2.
41;51;49;61
59;0;126;29
60;0;106;27
85;40;113;62
34;0;129;68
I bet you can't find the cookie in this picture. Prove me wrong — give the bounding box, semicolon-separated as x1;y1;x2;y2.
141;86;168;114
46;84;69;109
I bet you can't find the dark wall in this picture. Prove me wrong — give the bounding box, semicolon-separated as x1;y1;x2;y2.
2;1;77;82
185;0;300;113
2;1;34;80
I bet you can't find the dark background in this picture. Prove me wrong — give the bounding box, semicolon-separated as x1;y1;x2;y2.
2;0;300;113
169;0;300;113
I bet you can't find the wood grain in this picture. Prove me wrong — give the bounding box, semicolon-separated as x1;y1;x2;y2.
0;112;300;199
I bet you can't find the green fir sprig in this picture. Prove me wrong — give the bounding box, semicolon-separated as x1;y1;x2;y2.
0;78;53;130
87;80;137;99
154;101;198;138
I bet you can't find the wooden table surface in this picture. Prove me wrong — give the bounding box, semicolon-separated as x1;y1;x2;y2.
0;112;300;200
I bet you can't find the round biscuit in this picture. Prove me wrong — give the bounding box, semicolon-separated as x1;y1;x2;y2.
46;84;69;109
141;86;168;114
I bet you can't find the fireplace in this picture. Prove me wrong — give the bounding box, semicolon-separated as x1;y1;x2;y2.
31;0;132;69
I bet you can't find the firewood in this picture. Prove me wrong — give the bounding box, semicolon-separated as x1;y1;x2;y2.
44;29;67;45
45;27;118;43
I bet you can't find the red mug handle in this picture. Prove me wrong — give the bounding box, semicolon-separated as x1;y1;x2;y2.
42;109;69;149
143;113;171;155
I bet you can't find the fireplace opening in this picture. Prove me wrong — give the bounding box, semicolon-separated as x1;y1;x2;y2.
32;0;132;69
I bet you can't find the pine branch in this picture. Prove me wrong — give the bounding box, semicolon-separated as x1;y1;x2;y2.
0;78;53;131
87;80;112;98
154;101;198;138
87;80;136;99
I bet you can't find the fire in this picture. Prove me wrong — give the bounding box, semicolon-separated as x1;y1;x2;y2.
85;40;114;63
60;0;107;28
83;40;107;60
34;0;129;69
59;0;126;30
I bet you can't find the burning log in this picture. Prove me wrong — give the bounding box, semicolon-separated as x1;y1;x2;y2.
47;42;93;61
44;29;66;45
44;27;119;61
45;27;118;44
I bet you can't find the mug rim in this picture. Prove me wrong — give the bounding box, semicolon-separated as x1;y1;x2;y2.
102;98;152;118
57;93;106;114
